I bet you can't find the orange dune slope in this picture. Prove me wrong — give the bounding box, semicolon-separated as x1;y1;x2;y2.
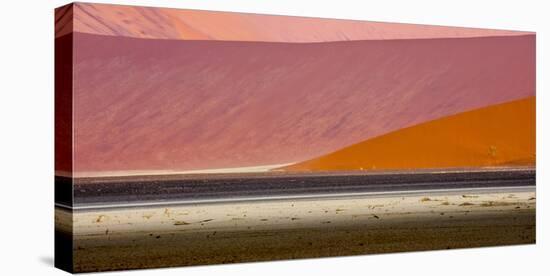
282;97;535;172
55;2;531;41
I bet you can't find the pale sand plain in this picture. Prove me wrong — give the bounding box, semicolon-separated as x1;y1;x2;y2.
64;163;294;178
56;188;535;272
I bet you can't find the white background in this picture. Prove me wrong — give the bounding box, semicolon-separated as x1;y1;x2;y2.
0;0;548;275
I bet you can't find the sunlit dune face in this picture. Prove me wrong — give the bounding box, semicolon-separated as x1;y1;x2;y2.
55;2;531;41
283;97;535;172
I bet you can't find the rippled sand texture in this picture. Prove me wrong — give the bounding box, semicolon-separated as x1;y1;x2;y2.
57;190;535;272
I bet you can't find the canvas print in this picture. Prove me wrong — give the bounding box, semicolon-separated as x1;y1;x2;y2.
54;2;536;273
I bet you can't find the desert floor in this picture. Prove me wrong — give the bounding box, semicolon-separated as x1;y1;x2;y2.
56;187;535;272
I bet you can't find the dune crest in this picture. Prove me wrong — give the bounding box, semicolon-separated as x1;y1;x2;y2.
56;3;531;41
282;97;535;172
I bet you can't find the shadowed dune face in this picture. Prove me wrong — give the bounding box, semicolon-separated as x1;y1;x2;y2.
55;3;531;41
71;33;534;174
283;97;535;172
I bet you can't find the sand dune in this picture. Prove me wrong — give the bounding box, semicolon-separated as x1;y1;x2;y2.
283;97;535;172
67;33;534;173
55;3;531;41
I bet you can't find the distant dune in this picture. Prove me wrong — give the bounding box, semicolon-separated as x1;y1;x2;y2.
55;3;531;41
68;33;534;174
283;97;535;172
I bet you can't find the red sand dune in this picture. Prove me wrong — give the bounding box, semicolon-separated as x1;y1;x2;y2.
67;33;534;174
283;97;535;172
55;3;531;41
